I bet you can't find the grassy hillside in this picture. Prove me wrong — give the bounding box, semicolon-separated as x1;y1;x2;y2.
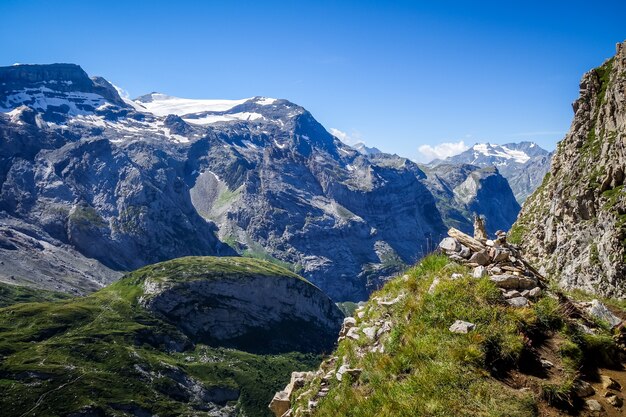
0;257;323;417
290;255;625;417
0;282;70;307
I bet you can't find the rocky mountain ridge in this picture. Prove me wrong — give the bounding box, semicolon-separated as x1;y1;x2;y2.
432;141;553;204
511;41;626;298
0;63;523;301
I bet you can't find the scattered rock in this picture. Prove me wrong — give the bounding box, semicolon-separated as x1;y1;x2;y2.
378;294;404;306
377;321;392;338
540;359;554;369
449;320;476;334
528;287;541;299
473;266;487;278
362;326;377;341
469;250;490;266
269;390;291;417
588;300;622;328
459;245;471;258
338;317;357;340
601;375;621;391
507;297;529;307
606;394;623;408
439;237;461;253
586;399;603;412
451;273;463;280
504;290;522;299
573;380;595;398
345;327;360;341
448;254;467;263
428;277;440;294
335;365;362;382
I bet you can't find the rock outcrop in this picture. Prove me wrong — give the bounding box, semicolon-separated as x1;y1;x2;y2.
511;41;626;298
421;163;521;235
137;256;344;353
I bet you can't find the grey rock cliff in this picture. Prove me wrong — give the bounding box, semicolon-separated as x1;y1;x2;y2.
421;163;521;235
0;64;520;301
139;257;345;353
512;41;626;298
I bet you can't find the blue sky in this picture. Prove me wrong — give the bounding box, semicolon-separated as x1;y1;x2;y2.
1;0;625;161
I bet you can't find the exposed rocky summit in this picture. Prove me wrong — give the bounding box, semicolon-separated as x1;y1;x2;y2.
512;41;626;298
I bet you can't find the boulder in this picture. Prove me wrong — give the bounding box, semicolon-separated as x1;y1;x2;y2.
507;297;529;307
459;245;471;258
490;274;520;289
528;287;542;299
489;248;510;262
269;390;291;417
573;380;595;398
439;237;461;253
449;320;476;334
469;250;490;266
601;375;621;390
518;276;537;290
588;300;622;328
586;399;603;412
607;394;623;408
473;266;487;278
504;290;522;299
362;326;377;341
345;327;360;341
336;365;362;382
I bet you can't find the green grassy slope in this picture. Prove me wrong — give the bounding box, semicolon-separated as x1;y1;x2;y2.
0;257;323;417
291;255;625;417
0;282;70;307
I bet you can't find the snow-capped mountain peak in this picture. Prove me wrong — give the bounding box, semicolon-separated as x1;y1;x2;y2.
133;93;287;125
471;143;531;164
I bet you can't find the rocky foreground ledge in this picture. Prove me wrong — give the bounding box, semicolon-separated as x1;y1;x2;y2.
269;221;626;417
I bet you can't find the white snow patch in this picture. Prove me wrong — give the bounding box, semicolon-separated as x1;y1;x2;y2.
136;93;251;116
184;112;264;125
472;143;530;164
255;97;277;105
273;139;287;149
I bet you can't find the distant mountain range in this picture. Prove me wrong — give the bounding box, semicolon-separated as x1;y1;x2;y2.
430;142;553;204
0;63;539;301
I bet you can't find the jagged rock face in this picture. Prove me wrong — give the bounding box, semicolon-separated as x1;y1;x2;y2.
433;142;552;204
1;64;531;301
0;67;232;294
421;163;521;235
512;41;626;298
138;257;345;353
